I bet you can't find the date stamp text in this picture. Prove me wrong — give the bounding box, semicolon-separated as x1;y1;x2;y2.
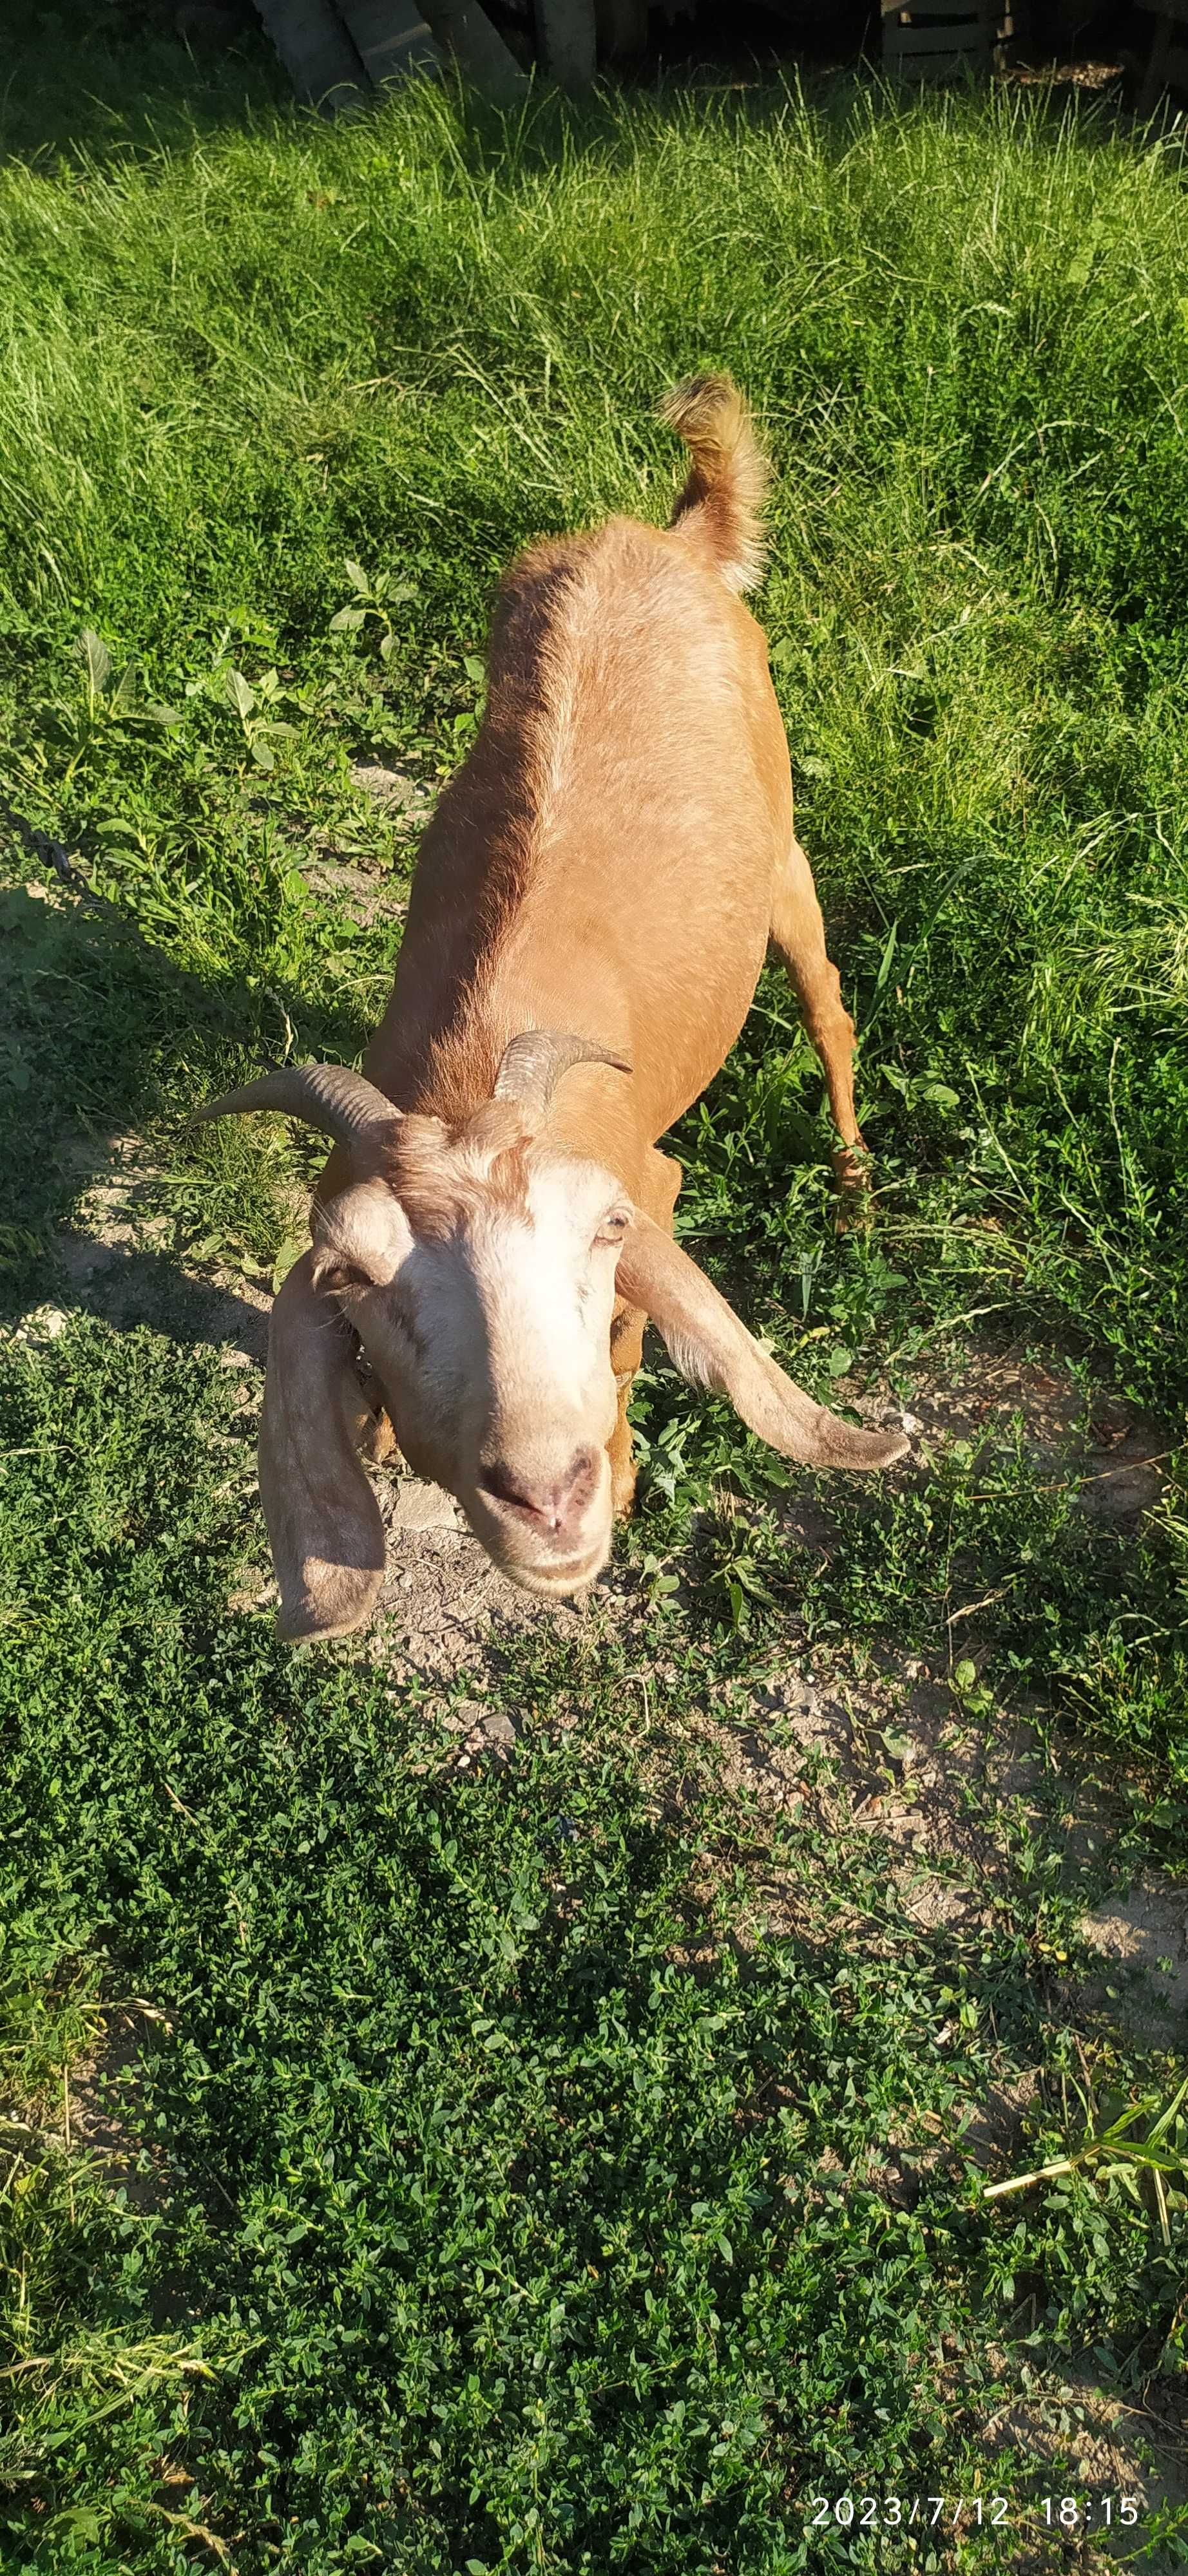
807;2493;1144;2532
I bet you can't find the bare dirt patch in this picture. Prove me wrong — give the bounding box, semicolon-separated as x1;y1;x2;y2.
884;1341;1167;1529
986;2368;1188;2562
68;2005;173;2221
293;765;432;929
1077;1877;1188;2049
348;762;432;820
366;1469;648;1696
297;852;408;931
707;1636;1115;1894
44;1128;274;1362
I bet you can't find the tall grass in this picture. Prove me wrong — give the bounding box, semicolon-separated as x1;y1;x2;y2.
2;73;1185;1390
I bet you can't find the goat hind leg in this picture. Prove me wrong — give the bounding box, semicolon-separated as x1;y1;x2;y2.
770;834;868;1196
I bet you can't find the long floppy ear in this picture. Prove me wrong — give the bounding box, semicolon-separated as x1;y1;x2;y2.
617;1216;909;1472
258;1252;386;1642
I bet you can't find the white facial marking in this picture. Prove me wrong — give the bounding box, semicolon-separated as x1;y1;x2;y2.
315;1150;630;1594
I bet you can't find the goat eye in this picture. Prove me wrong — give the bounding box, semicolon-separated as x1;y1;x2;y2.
595;1209;630;1247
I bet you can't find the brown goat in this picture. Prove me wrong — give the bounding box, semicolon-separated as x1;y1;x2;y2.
202;375;906;1638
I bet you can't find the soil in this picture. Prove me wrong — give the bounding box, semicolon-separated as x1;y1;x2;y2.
1078;1877;1188;2049
293;764;432;928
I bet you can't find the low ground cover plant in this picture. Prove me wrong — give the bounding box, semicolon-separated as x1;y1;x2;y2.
1;20;1186;2568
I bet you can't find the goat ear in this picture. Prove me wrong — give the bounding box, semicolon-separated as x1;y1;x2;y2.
616;1215;909;1471
258;1251;386;1641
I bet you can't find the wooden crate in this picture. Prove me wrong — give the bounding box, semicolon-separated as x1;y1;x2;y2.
881;0;1013;83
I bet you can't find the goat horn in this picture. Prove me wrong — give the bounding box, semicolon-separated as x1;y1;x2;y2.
192;1063;401;1157
493;1029;631;1117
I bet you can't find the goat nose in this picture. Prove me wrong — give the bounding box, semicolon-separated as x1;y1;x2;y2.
479;1446;599;1532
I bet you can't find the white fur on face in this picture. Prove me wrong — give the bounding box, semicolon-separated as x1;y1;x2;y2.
314;1151;629;1591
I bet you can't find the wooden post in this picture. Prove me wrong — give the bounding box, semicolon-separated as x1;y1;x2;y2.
340;0;443;84
253;0;367;106
535;0;597;91
595;0;647;59
425;0;528;96
1135;0;1188;111
256;0;523;103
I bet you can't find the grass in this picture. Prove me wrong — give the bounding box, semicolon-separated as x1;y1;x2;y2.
2;19;1188;2570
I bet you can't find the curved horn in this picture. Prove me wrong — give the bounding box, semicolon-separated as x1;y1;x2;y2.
192;1063;401;1158
493;1028;631;1119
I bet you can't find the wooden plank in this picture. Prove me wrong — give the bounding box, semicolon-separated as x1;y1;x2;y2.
340;0;443;82
1138;7;1174;108
881;0;992;15
535;0;597;90
883;0;997;76
885;21;990;52
254;0;367;103
595;0;649;59
423;0;527;95
888;50;987;75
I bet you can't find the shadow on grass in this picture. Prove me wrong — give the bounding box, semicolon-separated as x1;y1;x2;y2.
0;874;360;1329
2;0;1140;186
0;0;283;168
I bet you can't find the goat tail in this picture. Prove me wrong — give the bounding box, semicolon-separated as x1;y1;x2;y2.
661;371;769;594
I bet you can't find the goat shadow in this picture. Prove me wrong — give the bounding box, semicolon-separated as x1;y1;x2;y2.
0;873;359;1360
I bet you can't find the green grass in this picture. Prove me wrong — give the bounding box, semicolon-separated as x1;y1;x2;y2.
2;25;1188;2572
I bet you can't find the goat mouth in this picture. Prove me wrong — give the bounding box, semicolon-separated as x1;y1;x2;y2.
502;1543;609;1597
465;1490;612;1595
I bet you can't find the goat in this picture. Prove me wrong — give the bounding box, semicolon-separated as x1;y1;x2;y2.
200;374;908;1639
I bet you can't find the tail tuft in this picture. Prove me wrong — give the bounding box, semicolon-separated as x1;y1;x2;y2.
661;371;769;594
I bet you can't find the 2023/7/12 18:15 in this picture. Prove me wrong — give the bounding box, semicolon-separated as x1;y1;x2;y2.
807;2496;1143;2531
